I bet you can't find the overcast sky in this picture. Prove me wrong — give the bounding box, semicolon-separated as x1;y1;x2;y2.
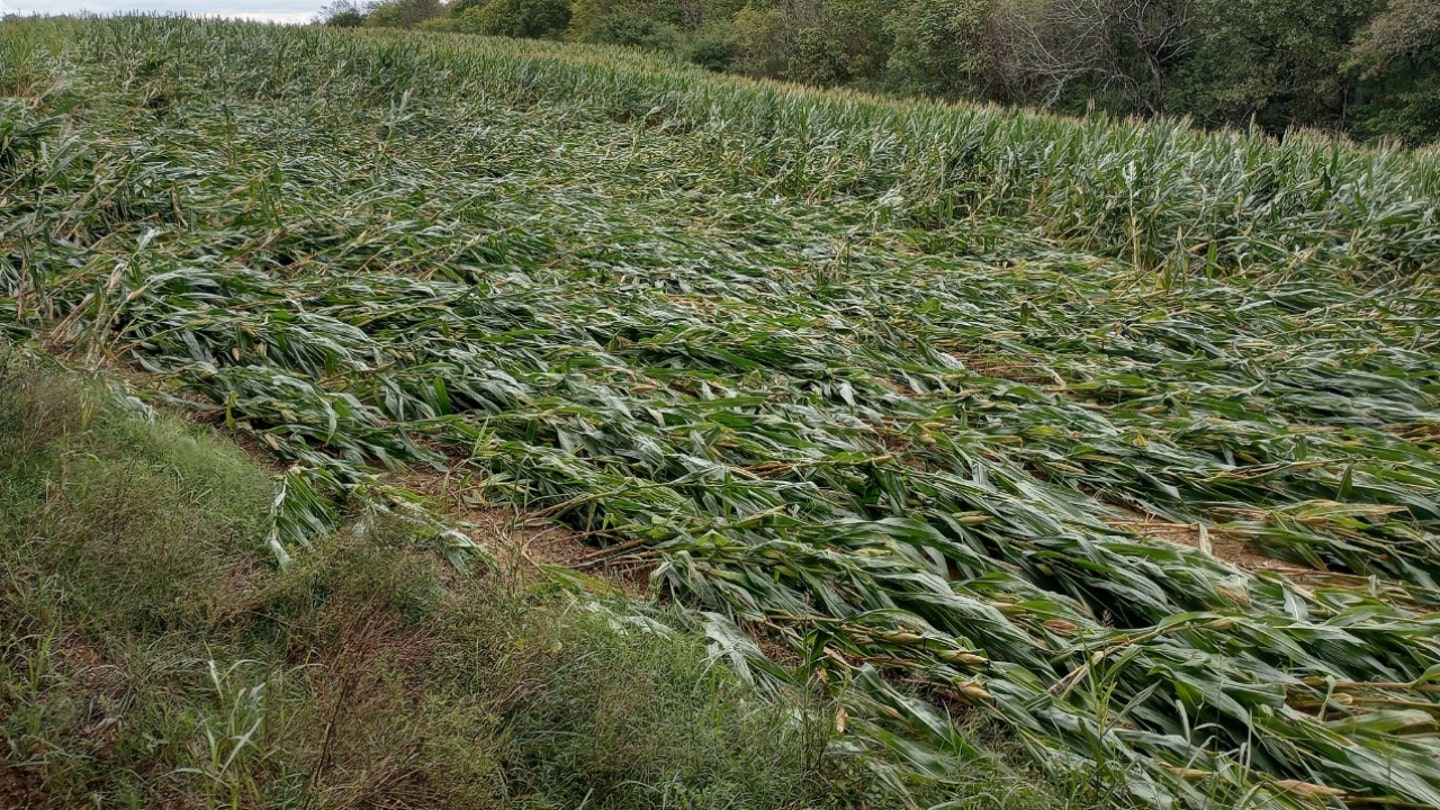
1;0;321;24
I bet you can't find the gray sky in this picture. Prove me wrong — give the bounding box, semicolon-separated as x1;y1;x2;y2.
2;0;321;23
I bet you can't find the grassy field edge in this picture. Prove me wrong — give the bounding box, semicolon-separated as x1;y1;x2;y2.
0;351;1102;810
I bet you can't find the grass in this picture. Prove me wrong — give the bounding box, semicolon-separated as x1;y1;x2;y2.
1;14;1438;809
3;352;1077;809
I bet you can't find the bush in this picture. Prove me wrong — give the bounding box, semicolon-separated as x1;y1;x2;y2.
884;0;991;98
319;0;365;27
459;0;572;38
789;26;847;85
823;0;892;83
365;0;444;29
571;0;682;50
324;10;366;27
725;6;788;77
418;15;463;31
686;23;736;71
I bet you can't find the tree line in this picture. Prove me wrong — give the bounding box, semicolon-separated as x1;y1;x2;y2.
322;0;1439;145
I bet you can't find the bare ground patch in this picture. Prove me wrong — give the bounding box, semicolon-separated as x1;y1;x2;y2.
1102;504;1430;609
386;466;656;597
0;754;46;810
1104;506;1278;571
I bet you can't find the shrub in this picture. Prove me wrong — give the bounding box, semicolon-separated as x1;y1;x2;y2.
725;6;788;76
365;0;444;29
571;1;682;50
318;1;366;27
686;22;736;71
459;0;572;38
884;0;991;98
789;26;847;85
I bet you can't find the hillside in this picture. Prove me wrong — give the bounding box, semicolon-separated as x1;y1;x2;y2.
3;15;1440;809
4;352;977;809
342;0;1440;147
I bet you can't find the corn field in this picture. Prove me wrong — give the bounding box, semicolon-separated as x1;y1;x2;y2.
3;15;1440;809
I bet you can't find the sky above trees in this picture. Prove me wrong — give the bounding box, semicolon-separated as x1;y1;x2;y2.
1;0;316;23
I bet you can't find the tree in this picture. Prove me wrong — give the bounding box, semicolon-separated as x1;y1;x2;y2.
365;0;445;29
789;26;847;84
569;0;683;48
319;0;367;26
1169;0;1385;133
459;0;572;38
1349;0;1440;143
823;0;891;83
726;6;790;76
884;0;995;98
986;0;1198;113
1351;0;1440;68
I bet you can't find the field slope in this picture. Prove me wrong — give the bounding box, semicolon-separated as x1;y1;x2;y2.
4;16;1440;809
